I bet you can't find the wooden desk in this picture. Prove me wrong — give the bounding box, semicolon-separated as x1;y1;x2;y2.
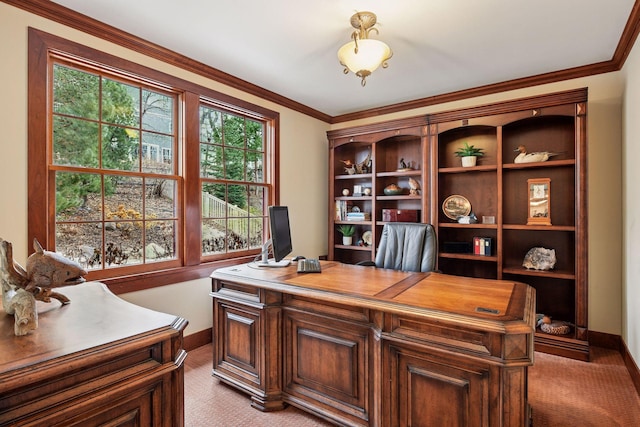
0;282;188;427
211;261;535;427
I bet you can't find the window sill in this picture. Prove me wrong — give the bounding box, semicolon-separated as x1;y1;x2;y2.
102;256;255;294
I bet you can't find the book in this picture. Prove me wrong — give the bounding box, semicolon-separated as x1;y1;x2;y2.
473;237;492;256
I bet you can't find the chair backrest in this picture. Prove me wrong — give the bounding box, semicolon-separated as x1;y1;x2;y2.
374;222;437;272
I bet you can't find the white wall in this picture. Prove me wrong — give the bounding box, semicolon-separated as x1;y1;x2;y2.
621;32;640;363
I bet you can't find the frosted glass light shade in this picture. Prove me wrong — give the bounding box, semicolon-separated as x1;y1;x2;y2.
338;39;392;76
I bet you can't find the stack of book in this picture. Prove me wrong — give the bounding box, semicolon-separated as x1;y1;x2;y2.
473;237;492;256
335;200;349;221
346;211;371;221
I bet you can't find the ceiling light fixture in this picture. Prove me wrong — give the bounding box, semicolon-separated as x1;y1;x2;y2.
338;11;393;87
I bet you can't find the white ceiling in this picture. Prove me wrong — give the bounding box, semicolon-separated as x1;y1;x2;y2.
51;0;636;117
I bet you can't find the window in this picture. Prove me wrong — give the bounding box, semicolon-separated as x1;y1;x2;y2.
28;29;279;291
51;62;180;275
200;105;267;257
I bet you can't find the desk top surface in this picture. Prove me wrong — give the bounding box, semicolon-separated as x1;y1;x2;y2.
0;282;185;374
211;261;535;334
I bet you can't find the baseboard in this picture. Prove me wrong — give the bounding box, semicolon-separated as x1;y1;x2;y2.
589;330;640;396
588;330;621;350
184;328;212;352
621;338;640;396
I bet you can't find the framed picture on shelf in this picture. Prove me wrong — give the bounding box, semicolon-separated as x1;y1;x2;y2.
527;178;551;225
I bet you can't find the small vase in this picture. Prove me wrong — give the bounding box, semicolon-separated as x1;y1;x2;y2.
461;156;477;167
342;236;353;246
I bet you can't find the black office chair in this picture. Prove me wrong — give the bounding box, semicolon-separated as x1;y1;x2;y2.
359;222;437;273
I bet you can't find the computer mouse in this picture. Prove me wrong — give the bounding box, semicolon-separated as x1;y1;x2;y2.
292;255;306;261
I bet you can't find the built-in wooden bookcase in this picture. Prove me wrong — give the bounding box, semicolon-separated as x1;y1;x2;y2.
327;117;429;265
328;88;588;360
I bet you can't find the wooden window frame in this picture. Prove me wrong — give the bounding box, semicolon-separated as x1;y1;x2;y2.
28;28;280;294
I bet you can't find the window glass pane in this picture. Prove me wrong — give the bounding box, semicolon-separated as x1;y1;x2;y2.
227;184;248;217
246;119;263;151
55;223;103;270
105;232;141;268
104;175;143;220
248;186;265;250
200;106;222;144
141;132;173;174
53;116;99;167
202;183;226;217
200;143;223;178
224;147;245;180
145;178;176;218
145;220;176;262
202;218;226;255
222;113;245;148
102;78;139;126
102;125;139;171
142;89;173;134
247;150;264;183
228;218;249;252
53;64;99;120
55;171;103;221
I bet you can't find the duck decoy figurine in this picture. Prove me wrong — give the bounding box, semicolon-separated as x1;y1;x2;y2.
513;145;558;163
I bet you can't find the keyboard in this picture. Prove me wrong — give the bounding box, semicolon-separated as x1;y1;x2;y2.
297;258;321;273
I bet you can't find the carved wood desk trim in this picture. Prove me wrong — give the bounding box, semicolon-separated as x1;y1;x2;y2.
0;282;188;427
211;261;535;426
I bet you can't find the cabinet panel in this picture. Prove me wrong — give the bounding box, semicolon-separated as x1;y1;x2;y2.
283;309;371;425
384;342;490;427
214;301;261;384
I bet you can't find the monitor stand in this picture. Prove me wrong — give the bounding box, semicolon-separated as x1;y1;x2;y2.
255;258;291;268
255;241;291;267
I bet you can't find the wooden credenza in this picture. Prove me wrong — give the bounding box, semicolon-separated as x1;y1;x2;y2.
0;282;188;427
211;261;535;426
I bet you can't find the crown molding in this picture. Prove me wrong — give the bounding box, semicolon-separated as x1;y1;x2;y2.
4;0;640;124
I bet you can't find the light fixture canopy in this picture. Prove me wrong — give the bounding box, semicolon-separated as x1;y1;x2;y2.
338;11;392;87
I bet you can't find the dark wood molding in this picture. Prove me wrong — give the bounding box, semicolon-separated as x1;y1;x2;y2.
184;328;212;352
622;339;640;397
588;330;622;350
6;0;640;124
613;0;640;66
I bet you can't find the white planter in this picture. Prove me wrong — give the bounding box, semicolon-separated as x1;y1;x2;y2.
342;236;353;246
461;156;477;167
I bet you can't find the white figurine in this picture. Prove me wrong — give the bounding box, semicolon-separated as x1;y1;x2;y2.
514;145;558;163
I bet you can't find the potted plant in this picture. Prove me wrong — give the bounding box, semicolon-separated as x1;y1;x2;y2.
337;224;355;245
454;142;485;167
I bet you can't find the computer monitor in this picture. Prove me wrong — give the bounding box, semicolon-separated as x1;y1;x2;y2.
256;205;292;267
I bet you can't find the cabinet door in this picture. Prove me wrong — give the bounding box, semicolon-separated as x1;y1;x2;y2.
213;299;262;388
384;342;492;427
283;308;372;426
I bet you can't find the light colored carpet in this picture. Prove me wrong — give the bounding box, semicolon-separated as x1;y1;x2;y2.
184;344;640;426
